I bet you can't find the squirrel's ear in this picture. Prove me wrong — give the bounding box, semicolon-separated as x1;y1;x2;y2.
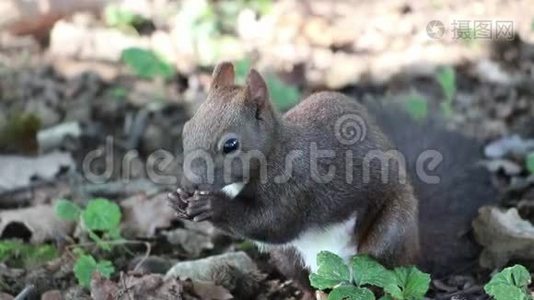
211;62;235;89
245;69;270;113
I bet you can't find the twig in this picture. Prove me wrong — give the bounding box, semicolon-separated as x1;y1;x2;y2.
14;285;35;300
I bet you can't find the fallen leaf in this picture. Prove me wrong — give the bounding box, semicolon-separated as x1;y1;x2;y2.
0;204;74;243
165;251;263;298
91;272;183;300
163;228;214;257
120;193;177;238
165;252;259;282
484;135;534;159
473;206;534;269
192;281;233;300
0;152;74;193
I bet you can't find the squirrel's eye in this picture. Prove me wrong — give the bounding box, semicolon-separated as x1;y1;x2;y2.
222;137;240;154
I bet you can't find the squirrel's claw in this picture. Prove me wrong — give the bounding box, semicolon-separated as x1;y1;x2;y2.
168;190;191;219
193;211;212;222
186;198;211;214
168;188;214;221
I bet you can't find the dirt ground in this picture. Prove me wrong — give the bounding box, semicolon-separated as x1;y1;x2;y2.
1;0;534;299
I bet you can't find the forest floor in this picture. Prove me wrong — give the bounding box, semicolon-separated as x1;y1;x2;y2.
1;0;534;299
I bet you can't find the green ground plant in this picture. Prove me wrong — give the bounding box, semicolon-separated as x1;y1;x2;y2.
484;265;532;300
311;251;533;300
55;198;122;287
310;251;430;300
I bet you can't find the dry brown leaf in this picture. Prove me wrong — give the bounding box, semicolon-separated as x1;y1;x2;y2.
192;281;232;300
163;228;214;257
91;272;183;300
0;204;74;243
473;206;534;268
120;193;177;238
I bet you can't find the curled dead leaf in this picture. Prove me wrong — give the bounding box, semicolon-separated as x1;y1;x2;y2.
0;204;74;243
120;193;177;238
473;206;534;269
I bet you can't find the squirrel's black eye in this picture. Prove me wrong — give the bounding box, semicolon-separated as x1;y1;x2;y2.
222;137;240;154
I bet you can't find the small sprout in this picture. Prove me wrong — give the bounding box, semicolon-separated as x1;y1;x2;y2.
328;284;375;300
484;265;532;300
74;254;115;288
54;199;82;221
81;198;121;233
309;251;351;290
351;255;396;289
387;266;431;300
54;198;122;288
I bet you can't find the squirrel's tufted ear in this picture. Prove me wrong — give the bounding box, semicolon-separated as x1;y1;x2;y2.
245;69;270;114
210;62;235;89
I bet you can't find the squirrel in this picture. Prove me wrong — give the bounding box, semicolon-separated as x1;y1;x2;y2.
168;62;496;297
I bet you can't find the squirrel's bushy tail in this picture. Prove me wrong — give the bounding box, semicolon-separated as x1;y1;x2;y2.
366;102;497;276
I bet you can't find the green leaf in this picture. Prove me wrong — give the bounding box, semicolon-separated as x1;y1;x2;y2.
387;266;431;300
96;260;115;278
328;285;375;300
82;198;121;232
121;48;175;79
54;199;81;221
265;73;300;111
526;152;534;174
351;255;397;289
309;251;351;290
74;255;97;287
74;255;115;288
484;265;532;300
436;66;456;102
404;94;428;121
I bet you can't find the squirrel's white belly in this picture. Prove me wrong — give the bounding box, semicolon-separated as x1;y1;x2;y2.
255;216;357;272
290;216;357;272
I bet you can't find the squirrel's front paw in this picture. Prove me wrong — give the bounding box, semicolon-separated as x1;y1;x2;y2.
168;189;213;222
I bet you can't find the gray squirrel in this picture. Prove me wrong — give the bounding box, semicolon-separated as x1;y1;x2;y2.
168;62;496;297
